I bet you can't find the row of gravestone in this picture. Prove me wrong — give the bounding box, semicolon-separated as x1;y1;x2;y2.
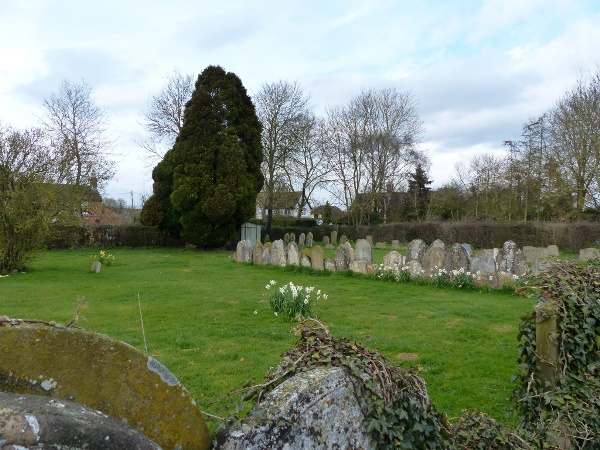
268;231;401;251
236;238;561;280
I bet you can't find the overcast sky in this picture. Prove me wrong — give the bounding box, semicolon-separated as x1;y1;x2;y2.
1;0;599;207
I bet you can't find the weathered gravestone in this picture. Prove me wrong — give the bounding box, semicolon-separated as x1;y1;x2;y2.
430;239;445;250
299;232;306;246
252;242;263;265
375;242;387;249
283;233;290;244
0;320;212;450
547;245;559;257
215;367;376;450
261;244;271;265
406;239;427;264
339;234;348;245
350;260;368;275
579;248;600;261
289;232;296;243
0;392;161;449
90;261;101;273
325;258;337;272
311;246;325;270
422;246;446;277
287;242;301;266
335;246;350;271
235;239;253;263
342;241;355;264
331;230;338;244
366;235;373;246
383;251;404;273
306;232;314;247
270;239;287;267
460;243;472;259
323;235;330;246
496;240;526;276
301;254;312;267
523;246;549;263
355;239;373;265
445;243;470;275
391;240;400;249
470;250;497;276
406;260;423;277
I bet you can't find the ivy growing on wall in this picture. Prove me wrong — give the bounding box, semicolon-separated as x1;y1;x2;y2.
513;258;600;448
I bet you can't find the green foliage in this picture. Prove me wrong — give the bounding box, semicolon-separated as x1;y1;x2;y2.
141;65;263;248
450;412;527;449
244;322;450;449
512;258;600;448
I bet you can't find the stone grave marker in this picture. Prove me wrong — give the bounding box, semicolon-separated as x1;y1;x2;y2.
301;254;312;267
331;230;338;244
547;245;559;256
271;239;287;267
445;243;469;274
406;239;427;264
383;251;404;272
366;235;373;246
422;246;446;277
325;258;337;271
375;242;386;249
299;233;306;246
323;235;330;246
355;239;372;265
406;260;423;277
91;262;101;273
579;248;600;261
306;232;314;247
311;246;325;270
287;242;301;266
391;240;399;249
470;250;496;276
339;234;347;245
349;260;368;275
253;242;263;265
496;241;526;276
235;239;253;263
335;246;350;271
290;232;296;243
261;245;271;265
460;243;472;259
0;321;211;450
430;239;445;250
283;233;290;244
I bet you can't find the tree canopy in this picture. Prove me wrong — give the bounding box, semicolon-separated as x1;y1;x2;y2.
140;65;263;248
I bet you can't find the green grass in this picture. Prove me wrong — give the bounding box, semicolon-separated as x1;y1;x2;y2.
0;248;534;430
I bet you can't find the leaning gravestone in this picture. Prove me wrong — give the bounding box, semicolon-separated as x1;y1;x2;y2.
422;246;446;277
311;246;325;270
355;239;373;265
271;239;287;267
215;367;375;450
306;232;314;247
496;240;526;276
335;246;350;271
0;320;211;450
406;239;427;264
287;242;301;266
331;230;338;244
299;233;306;246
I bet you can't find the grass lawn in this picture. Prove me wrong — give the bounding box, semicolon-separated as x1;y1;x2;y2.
0;247;534;431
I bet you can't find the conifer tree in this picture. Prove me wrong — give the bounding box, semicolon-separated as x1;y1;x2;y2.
141;66;263;247
406;164;432;220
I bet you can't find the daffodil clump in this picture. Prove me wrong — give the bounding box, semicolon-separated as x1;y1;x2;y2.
265;280;327;322
92;250;115;266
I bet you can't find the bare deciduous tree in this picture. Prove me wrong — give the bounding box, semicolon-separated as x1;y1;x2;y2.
138;70;194;165
255;80;310;232
41;79;114;188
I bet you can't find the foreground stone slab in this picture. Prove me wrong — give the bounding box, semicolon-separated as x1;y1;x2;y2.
0;320;211;450
0;391;161;449
215;366;375;450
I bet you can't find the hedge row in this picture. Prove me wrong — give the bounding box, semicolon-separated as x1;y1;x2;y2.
268;221;600;253
46;221;600;253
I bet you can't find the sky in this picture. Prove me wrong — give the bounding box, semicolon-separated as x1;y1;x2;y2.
1;0;600;207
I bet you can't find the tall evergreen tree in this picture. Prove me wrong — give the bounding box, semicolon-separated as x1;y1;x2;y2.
140;65;263;248
406;164;432;220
